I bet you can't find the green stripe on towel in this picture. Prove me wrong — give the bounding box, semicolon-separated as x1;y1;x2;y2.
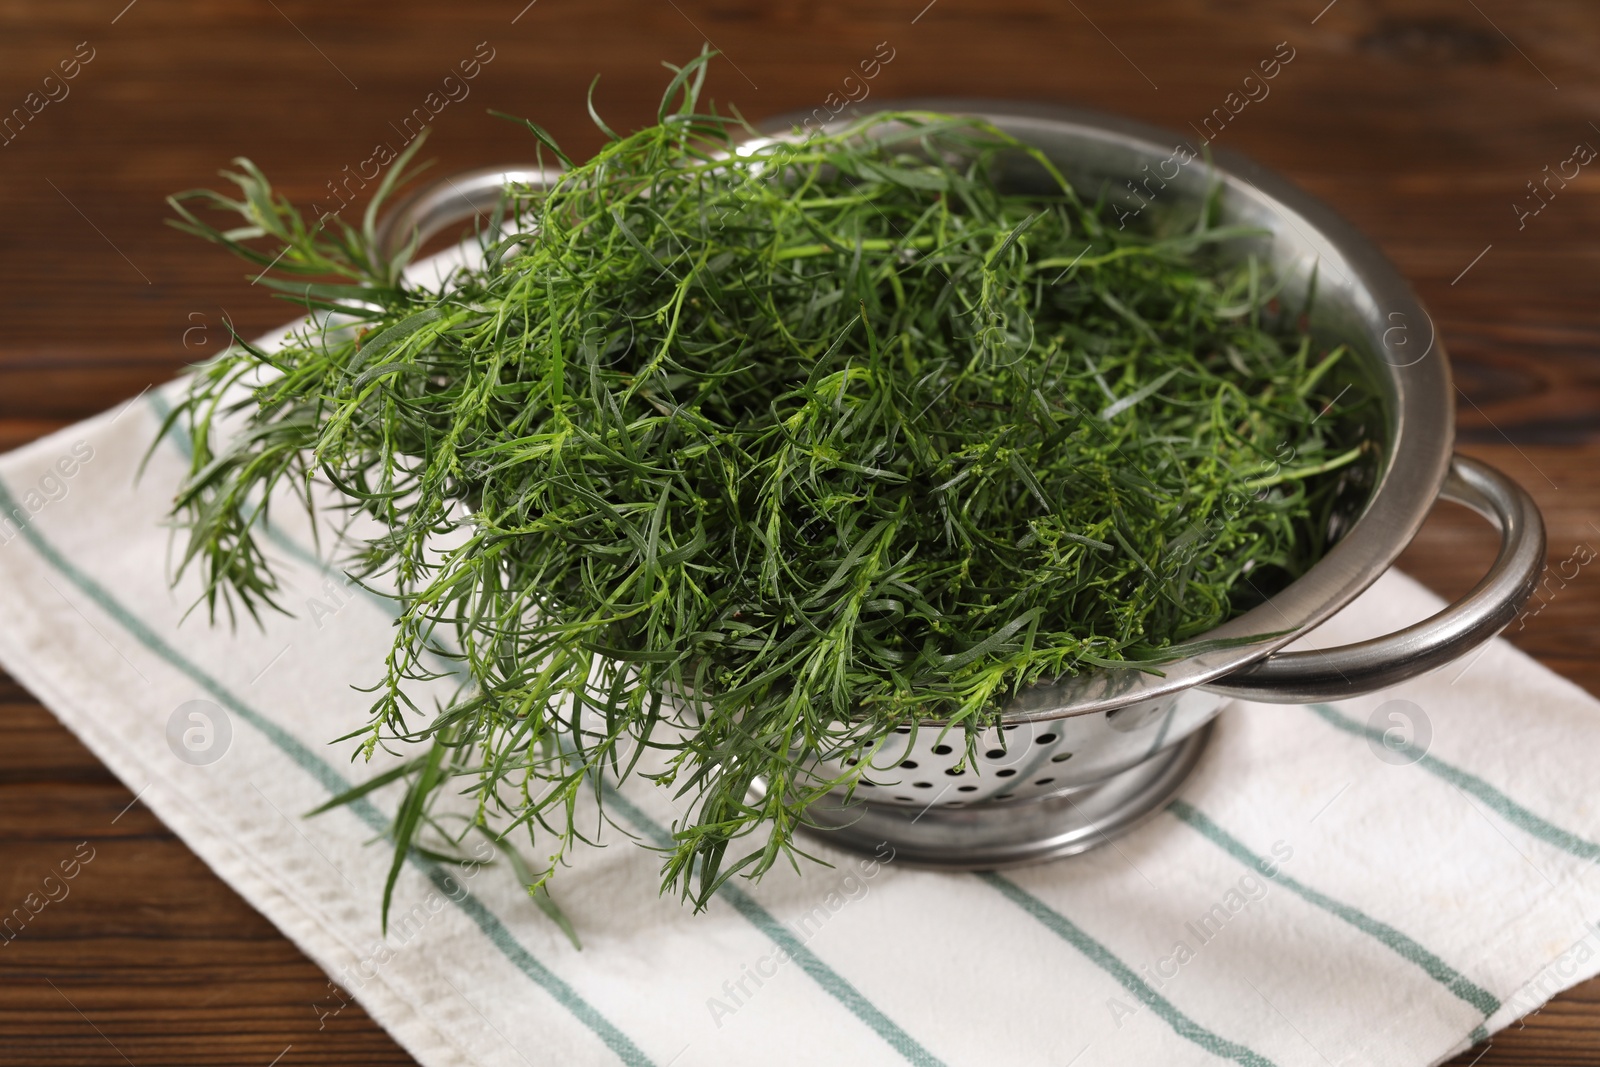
1170;798;1500;1018
600;788;949;1067
0;473;658;1067
982;873;1281;1067
1310;704;1600;865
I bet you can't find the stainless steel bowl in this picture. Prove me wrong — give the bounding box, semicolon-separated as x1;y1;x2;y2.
376;101;1545;870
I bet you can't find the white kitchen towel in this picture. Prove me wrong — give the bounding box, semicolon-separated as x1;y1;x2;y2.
3;366;1600;1067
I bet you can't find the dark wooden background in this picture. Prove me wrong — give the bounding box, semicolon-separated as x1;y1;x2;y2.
3;0;1598;1063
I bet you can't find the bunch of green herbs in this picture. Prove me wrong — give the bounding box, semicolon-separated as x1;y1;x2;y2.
162;54;1368;917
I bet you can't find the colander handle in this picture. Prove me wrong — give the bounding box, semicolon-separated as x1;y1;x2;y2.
371;164;556;268
1204;453;1546;703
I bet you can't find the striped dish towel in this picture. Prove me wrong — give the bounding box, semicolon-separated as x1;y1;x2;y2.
4;359;1600;1066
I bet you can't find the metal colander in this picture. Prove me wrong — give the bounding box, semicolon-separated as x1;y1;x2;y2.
375;101;1544;872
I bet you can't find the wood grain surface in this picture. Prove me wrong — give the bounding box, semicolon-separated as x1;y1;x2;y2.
2;0;1598;1063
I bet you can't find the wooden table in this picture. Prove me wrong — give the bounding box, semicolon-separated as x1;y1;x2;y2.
2;1;1597;1062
